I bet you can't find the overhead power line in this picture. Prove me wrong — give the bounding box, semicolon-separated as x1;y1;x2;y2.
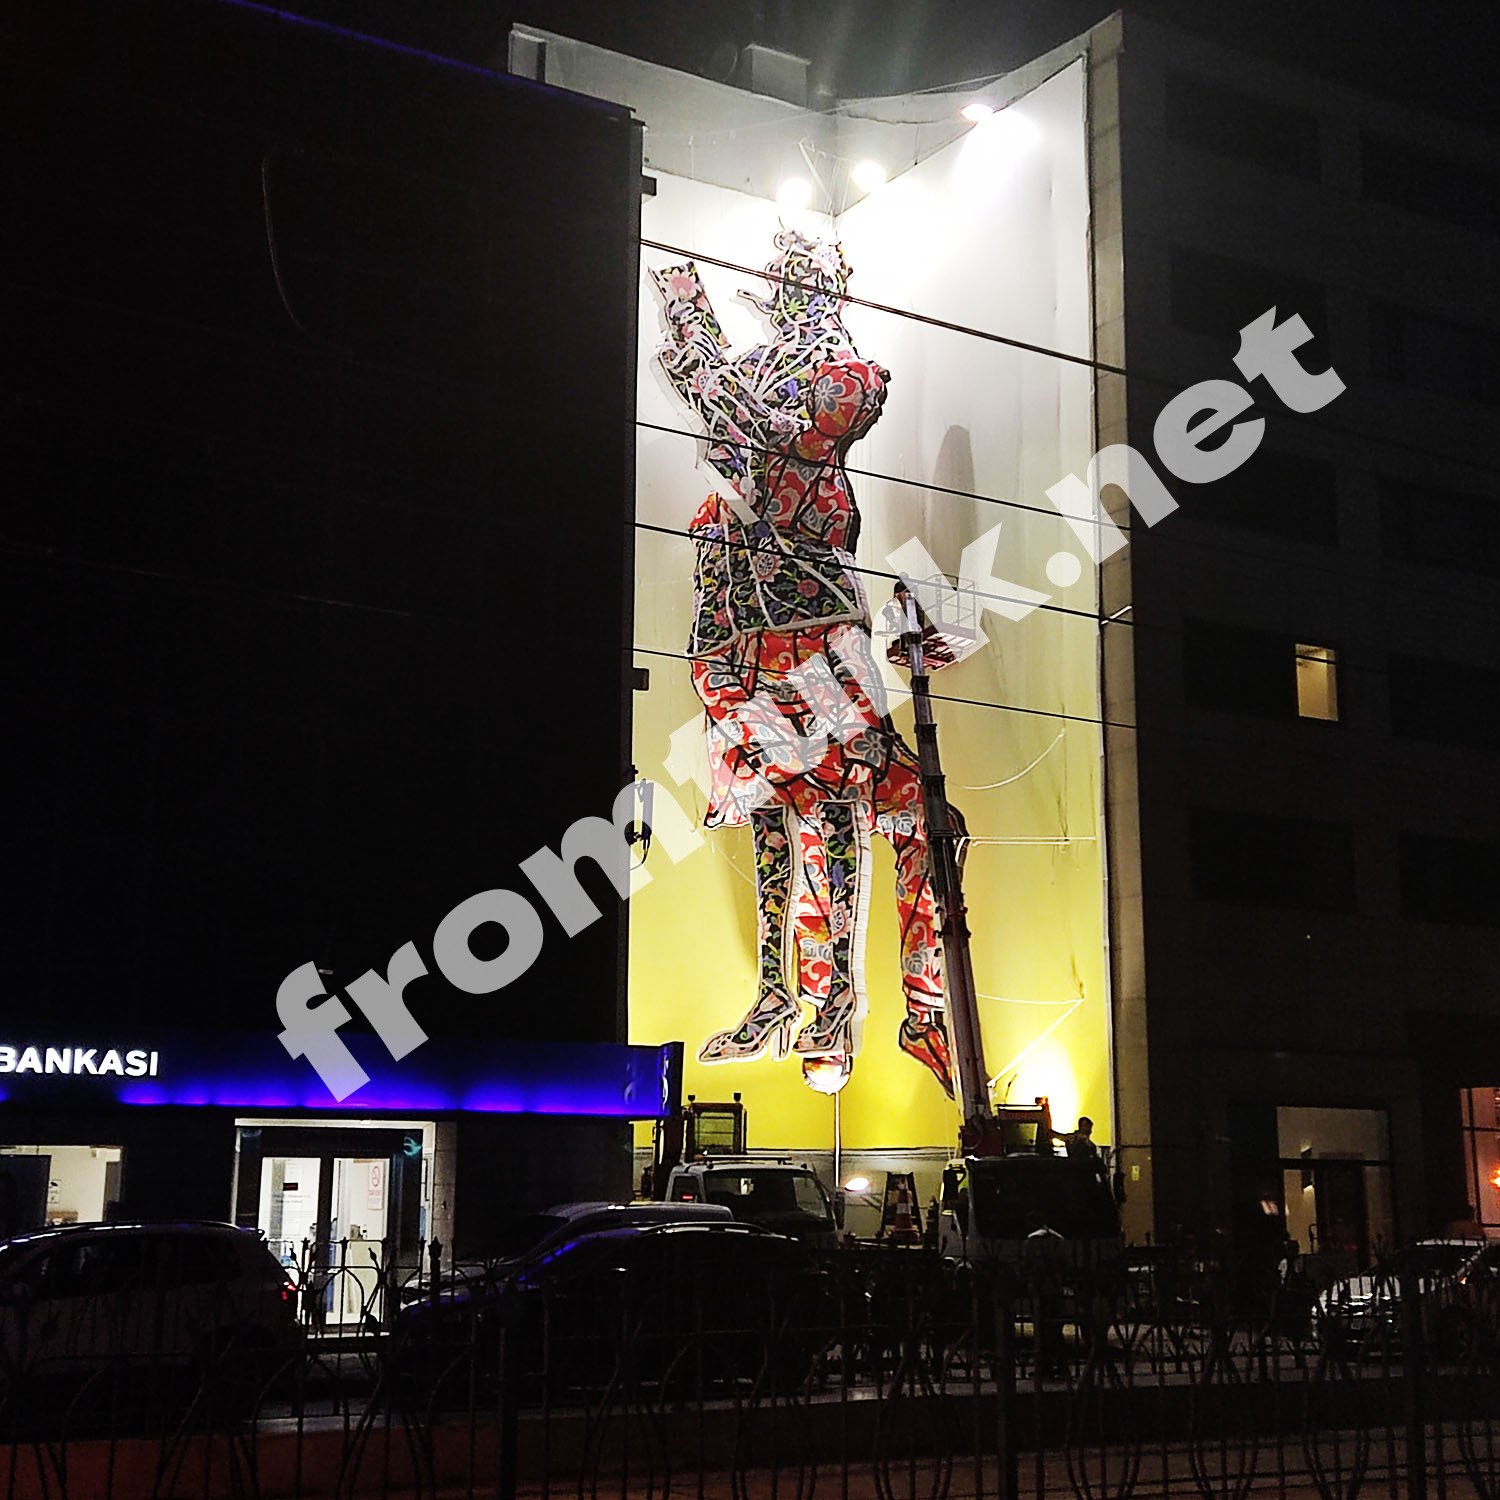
639;237;1500;485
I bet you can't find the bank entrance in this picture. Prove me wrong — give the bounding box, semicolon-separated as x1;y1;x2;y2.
233;1118;442;1327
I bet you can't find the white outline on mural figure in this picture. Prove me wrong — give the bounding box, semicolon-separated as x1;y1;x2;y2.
273;301;1345;1104
651;233;959;1097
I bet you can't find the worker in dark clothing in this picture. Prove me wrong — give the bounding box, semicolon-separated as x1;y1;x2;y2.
1059;1116;1099;1160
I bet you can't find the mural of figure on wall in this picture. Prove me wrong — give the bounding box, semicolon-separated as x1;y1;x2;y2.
652;231;963;1097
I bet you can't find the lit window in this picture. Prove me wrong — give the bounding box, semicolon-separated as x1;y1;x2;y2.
1459;1088;1500;1234
1296;643;1338;720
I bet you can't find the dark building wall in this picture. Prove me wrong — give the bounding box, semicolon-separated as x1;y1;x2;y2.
115;1114;241;1222
1105;12;1500;1252
452;1117;632;1254
4;0;642;1069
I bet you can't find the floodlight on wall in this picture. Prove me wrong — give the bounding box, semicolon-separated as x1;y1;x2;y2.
843;1175;872;1193
960;100;996;124
776;176;813;211
850;159;887;192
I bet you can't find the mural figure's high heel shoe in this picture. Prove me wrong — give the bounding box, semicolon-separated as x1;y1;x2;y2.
792;988;857;1057
898;997;954;1097
697;987;802;1064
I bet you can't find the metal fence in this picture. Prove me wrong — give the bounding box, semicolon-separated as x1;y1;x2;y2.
3;1240;1500;1500
266;1235;430;1334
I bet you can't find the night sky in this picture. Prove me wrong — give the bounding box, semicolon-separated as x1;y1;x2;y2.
270;0;1500;136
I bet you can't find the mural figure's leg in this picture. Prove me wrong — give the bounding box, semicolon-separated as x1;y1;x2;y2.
791;804;833;1009
872;745;963;1098
690;627;880;1089
791;797;870;1094
697;805;803;1063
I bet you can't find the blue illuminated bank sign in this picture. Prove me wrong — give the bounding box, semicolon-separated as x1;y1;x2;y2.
0;1033;680;1119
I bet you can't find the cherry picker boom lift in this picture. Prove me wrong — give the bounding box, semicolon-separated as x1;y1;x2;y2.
892;585;1121;1265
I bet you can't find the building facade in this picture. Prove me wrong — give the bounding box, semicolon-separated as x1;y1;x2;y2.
1092;14;1500;1267
4;0;666;1256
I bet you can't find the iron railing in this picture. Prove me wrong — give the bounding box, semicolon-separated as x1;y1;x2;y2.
2;1241;1499;1500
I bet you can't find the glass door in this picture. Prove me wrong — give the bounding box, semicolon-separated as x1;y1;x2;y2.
326;1157;391;1322
236;1121;431;1328
257;1155;323;1268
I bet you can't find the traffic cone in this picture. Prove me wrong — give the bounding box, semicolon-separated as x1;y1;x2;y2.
880;1172;922;1246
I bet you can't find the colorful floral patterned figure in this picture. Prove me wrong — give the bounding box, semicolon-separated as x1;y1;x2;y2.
653;232;957;1096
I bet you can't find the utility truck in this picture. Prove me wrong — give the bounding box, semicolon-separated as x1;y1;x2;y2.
643;1095;840;1247
935;1123;1122;1268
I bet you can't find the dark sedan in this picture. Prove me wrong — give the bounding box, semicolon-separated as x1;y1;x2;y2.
391;1219;829;1409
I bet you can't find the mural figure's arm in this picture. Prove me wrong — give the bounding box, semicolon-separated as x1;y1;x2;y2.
651;262;726;390
652;261;796;484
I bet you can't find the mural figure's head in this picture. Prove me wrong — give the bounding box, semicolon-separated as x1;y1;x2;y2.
732;231;863;464
739;229;853;345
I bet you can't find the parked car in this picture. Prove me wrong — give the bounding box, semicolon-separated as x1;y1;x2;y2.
0;1221;300;1427
1315;1238;1489;1360
393;1218;829;1408
400;1200;735;1304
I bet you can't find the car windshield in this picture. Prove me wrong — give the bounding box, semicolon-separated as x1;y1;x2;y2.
1381;1243;1476;1279
703;1170;831;1224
